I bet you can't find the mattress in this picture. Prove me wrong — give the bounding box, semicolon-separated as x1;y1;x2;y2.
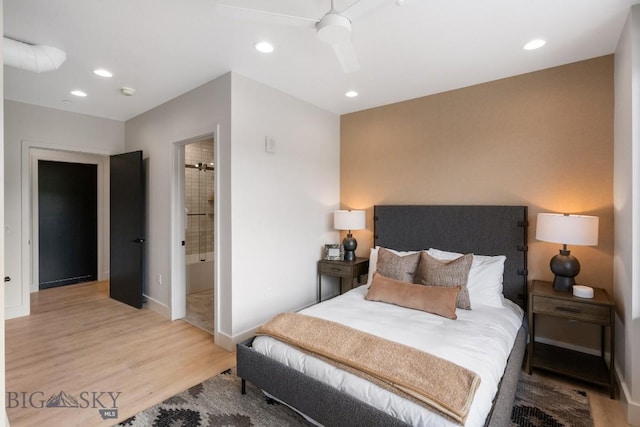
252;285;524;427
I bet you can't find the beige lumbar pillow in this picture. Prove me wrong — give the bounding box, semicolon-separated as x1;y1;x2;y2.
419;252;473;310
366;273;460;320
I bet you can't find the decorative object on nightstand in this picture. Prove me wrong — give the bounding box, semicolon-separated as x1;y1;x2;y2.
536;213;599;291
334;210;365;261
527;280;615;398
324;243;344;260
572;284;594;298
317;258;369;302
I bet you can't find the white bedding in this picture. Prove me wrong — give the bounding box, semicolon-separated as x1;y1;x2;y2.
253;285;524;427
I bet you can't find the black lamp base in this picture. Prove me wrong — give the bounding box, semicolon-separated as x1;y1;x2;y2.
343;233;357;262
550;249;581;292
552;275;575;292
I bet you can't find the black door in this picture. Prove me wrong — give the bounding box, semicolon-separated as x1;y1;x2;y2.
110;151;145;308
38;160;98;289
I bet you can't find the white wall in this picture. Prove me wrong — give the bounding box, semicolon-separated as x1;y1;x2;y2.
124;72;340;349
124;73;233;334
614;5;640;425
229;73;340;337
3;101;124;319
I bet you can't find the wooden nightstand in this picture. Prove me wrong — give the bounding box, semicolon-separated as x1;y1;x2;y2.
527;280;615;398
317;258;369;302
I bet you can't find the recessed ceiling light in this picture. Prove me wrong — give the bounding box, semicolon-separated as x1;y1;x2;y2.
345;90;358;98
94;68;113;78
70;90;87;97
255;41;274;53
524;39;546;50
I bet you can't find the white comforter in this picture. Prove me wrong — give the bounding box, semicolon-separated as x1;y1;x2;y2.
252;285;524;427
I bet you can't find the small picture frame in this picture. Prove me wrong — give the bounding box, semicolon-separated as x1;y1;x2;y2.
324;244;344;261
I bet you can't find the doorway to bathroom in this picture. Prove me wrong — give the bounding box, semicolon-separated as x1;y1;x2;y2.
182;137;215;334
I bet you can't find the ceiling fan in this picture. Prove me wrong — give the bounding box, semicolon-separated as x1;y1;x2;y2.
217;0;397;73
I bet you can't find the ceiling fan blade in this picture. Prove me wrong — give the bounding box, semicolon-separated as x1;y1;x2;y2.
339;0;392;20
331;40;360;73
216;3;318;28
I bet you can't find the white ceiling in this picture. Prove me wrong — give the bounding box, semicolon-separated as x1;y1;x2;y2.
3;0;638;122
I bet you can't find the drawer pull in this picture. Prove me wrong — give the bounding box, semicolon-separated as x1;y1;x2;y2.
556;306;581;314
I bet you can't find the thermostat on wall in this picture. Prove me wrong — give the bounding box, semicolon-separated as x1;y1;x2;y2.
573;285;594;299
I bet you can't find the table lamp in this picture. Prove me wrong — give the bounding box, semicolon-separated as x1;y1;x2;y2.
334;210;365;262
536;213;599;291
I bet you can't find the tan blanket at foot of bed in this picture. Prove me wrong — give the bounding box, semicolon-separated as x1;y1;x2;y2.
256;312;480;425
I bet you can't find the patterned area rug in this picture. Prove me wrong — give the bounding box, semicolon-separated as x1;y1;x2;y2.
116;369;310;427
512;372;594;427
117;369;593;427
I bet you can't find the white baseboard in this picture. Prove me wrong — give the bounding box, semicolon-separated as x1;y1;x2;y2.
143;294;171;318
214;327;259;352
214;331;234;352
4;305;29;320
616;365;640;426
221;301;316;352
630;400;640;426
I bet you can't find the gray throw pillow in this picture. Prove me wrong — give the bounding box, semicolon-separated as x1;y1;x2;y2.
419;252;473;310
376;248;421;283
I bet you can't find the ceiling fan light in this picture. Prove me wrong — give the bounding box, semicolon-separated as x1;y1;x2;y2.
3;36;66;73
316;13;352;44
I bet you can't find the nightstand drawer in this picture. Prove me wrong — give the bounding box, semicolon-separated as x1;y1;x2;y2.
533;296;610;324
319;262;352;277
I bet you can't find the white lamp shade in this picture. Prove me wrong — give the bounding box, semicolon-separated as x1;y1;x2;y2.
536;213;599;246
334;210;366;231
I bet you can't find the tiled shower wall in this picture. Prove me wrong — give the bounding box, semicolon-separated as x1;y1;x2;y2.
185;138;214;258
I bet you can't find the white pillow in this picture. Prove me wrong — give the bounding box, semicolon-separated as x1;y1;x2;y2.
427;248;506;308
366;246;421;285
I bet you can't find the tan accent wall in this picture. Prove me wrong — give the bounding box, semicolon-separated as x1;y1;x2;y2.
341;56;614;349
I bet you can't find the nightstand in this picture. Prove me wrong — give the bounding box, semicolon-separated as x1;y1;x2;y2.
527;280;615;398
317;257;369;302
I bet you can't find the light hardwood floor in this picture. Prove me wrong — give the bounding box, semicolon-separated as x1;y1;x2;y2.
5;281;235;427
4;280;631;427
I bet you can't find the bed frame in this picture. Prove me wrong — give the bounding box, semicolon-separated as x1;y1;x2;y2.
237;205;529;426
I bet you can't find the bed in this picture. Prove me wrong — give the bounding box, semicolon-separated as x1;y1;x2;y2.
237;205;529;426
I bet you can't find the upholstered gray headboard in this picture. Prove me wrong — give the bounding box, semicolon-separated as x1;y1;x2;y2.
374;205;528;309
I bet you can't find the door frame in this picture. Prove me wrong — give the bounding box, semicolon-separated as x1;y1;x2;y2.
170;128;218;324
20;141;110;314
